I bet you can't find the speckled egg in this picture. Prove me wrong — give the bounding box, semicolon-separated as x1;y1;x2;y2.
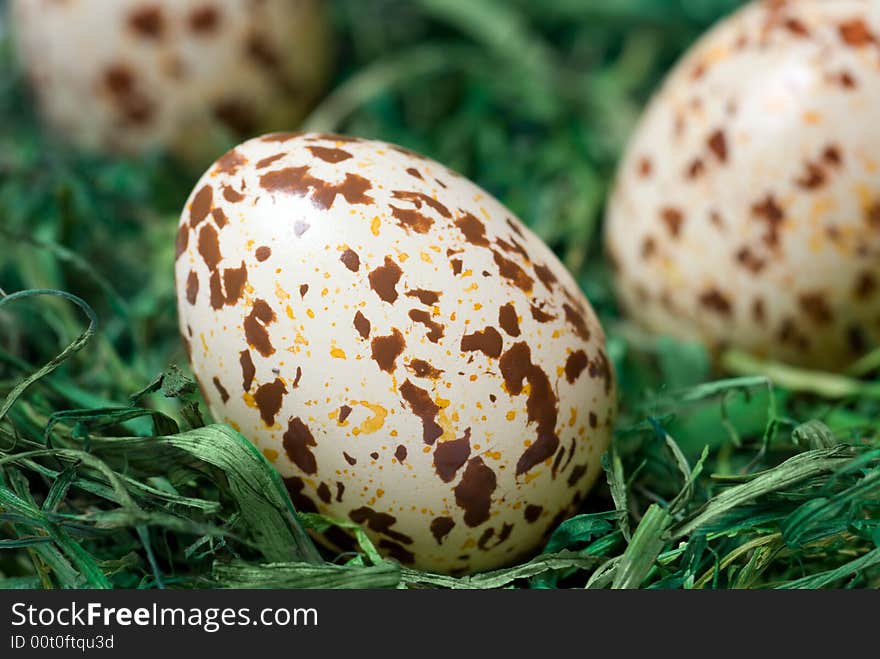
606;0;880;370
11;0;329;158
174;132;616;573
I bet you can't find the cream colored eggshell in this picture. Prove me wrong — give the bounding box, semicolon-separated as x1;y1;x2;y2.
174;132;616;573
605;0;880;370
11;0;328;158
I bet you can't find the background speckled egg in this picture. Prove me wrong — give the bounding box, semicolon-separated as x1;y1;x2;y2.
10;0;329;160
605;0;880;370
174;132;616;573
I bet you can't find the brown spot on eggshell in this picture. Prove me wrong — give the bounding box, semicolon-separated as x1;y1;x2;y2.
284;476;318;513
129;6;164;39
215;149;246;175
783;17;810;37
838;19;875;47
433;428;472;482
340;249;360;272
660;207;684;237
209;271;224;310
353;310;371;339
798;292;833;325
406;167;423;180
409;309;444;343
185;270;199;305
349;507;413;545
407;359;443;379
103;64;155;125
506;218;525;238
460;326;503;359
175;225;189;260
305;133;363;145
492;250;533;293
795;162;826;190
245;32;281;70
567;463;589;487
368;256;403;304
189;5;220;33
317;482;331;504
379;540;415;564
736;247;766;274
430;517;455;544
244;298;276;357
524;504;543;523
211;207;228;228
256;153;285;169
222;185;245;203
190;185;213;228
283;417;318;475
454;457;497;527
499;342;559;477
292;366;302;389
259;166;373;210
751;195;785;248
255;246;271;262
394;445;407;463
261;132;302;143
699;288;733;316
371;328;405;372
239;350;255;392
855;271;877;300
338;405;352;423
222;261;248;305
562;303;591;342
530;303;556;323
307;146;353;163
496;237;530;262
455;211;490;246
197;224;221;271
478;523;514;551
564;350;588;384
498;303;520;337
400;379;443;445
343;452;357;466
299;284;309;297
405;289;441;306
450;259;463;275
254;378;287;426
212;376;229;403
533;263;557;291
707;129;728;162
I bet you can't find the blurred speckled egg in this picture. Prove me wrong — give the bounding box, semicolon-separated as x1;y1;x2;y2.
11;0;329;159
174;132;616;573
606;0;880;370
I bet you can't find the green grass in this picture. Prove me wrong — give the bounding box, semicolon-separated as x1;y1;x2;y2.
1;0;878;589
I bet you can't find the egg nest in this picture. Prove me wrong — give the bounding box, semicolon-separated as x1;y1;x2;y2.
1;0;878;590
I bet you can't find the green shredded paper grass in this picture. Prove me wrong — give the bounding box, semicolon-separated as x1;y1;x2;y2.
1;0;878;589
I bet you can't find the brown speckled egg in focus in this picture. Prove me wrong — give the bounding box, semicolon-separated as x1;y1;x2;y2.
10;0;329;160
174;132;616;573
605;0;880;370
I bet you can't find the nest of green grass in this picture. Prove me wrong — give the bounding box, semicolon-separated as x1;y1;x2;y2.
1;0;878;590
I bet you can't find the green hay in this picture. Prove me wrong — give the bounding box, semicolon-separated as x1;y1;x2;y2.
1;0;878;589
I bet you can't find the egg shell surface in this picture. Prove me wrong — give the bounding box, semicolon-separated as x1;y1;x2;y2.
11;0;328;158
605;0;880;370
175;132;616;573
